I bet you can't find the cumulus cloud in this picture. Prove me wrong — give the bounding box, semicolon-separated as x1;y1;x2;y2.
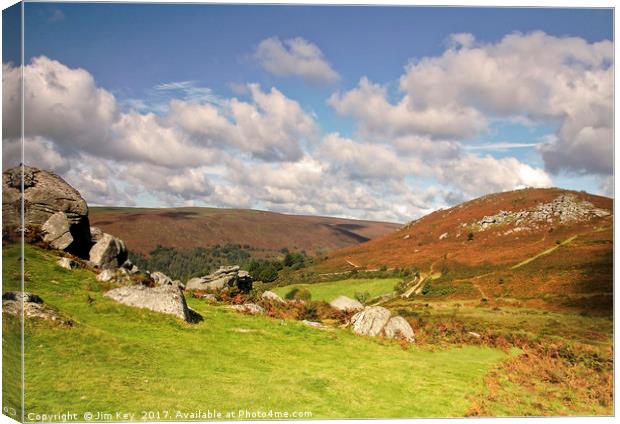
3;57;318;167
400;31;613;176
167;83;317;161
254;37;339;85
331;32;612;180
437;154;553;198
320;133;409;180
329;77;487;140
3;57;117;155
2;56;320;209
1;32;609;224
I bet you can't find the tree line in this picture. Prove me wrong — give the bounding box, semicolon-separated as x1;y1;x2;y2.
129;245;308;282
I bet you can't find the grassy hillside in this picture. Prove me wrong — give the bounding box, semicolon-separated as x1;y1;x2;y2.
273;278;399;302
3;244;511;420
89;207;400;256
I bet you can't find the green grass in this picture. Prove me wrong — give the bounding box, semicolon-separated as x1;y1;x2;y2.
388;298;612;347
272;278;400;302
3;245;509;420
2;240;23;421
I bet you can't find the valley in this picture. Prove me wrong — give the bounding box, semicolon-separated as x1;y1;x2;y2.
3;167;613;419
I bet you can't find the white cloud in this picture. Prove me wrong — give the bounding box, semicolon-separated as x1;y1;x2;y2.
399;31;613;176
168;83;318;161
328;77;486;140
320;133;409;180
152;80;222;105
438;154;553;198
1;38;607;224
4;57;117;155
3;137;70;174
1;57;320;210
330;32;612;179
465;142;540;151
254;37;339;85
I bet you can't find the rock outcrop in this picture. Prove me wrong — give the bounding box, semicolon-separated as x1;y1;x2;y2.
186;266;253;292
96;269;117;282
329;295;364;311
383;316;415;343
261;290;285;303
3;166;91;257
350;306;415;343
2;292;70;324
472;194;611;233
144;271;183;289
89;232;128;269
56;257;80;270
41;212;74;250
105;284;191;322
2;167;130;270
227;303;264;315
350;306;391;337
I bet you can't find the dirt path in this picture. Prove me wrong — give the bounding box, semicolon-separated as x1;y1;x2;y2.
448;272;495;299
510;235;578;270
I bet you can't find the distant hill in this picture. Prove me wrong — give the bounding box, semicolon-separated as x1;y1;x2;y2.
310;188;613;313
89;207;401;256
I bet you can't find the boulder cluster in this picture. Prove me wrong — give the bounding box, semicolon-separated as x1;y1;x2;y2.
186;266;252;292
2;166;191;322
471;194;610;233
2;166;129;270
350;306;415;343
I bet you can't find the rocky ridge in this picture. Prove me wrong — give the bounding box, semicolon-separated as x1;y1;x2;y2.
468;194;610;234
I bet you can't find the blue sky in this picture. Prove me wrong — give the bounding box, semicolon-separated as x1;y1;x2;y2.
2;4;614;222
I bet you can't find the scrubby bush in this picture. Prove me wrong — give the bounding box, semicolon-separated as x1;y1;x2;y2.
394;280;409;294
354;291;370;304
248;260;282;282
284;287;299;300
295;288;312;301
299;303;319;321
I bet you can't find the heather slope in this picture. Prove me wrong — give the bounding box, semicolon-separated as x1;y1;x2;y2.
309;188;613;313
89;207;400;256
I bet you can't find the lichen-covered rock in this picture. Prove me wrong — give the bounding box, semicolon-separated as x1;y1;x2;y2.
120;260;139;275
383;316;415;343
301;320;327;329
2;292;70;324
261;290;285;303
227;303;264;315
350;306;391;337
89;233;127;269
42;212;74;250
202;293;218;303
186;266;252;292
96;269;117;282
90;226;104;243
105;284;191;322
329;295;363;311
150;271;173;286
56;257;80;270
3;166;91;257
